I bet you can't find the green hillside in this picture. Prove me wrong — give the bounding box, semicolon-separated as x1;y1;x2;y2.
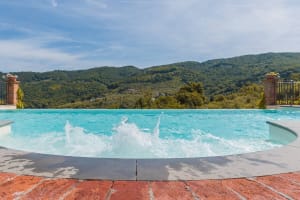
9;52;300;108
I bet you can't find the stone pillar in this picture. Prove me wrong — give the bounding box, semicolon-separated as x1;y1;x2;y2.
264;72;279;105
6;74;19;105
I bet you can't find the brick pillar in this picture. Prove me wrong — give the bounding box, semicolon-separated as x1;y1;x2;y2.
264;73;279;105
6;74;19;105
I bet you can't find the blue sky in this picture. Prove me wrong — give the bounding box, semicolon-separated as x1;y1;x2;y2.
1;0;300;72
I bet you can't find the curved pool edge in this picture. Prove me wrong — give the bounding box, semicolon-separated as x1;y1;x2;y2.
0;120;13;136
0;120;300;181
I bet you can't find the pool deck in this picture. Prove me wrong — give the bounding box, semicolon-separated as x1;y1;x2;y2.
1;171;300;199
1;120;300;198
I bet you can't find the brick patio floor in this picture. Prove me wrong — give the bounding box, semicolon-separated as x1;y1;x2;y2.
1;172;300;199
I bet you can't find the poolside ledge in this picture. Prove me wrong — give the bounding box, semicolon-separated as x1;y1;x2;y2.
0;105;16;110
0;120;13;136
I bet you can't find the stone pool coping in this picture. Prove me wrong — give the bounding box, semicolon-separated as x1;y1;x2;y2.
0;120;13;127
0;105;16;110
0;120;13;136
0;120;300;181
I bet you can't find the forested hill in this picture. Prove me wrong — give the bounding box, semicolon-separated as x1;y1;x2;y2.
8;52;300;108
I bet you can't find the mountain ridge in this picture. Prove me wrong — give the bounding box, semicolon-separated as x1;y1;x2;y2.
4;52;300;108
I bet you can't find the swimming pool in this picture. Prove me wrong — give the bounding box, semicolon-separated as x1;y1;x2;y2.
0;109;298;159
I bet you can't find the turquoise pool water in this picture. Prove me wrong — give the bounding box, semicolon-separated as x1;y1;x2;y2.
0;109;299;158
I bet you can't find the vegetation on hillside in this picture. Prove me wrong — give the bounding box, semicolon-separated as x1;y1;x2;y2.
4;52;300;109
205;84;264;109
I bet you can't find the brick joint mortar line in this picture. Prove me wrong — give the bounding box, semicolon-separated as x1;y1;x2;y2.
225;186;247;200
148;181;154;200
59;180;80;200
247;177;293;200
183;181;200;200
105;180;115;200
13;178;49;200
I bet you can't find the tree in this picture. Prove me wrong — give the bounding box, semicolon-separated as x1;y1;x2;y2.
258;92;266;109
16;87;24;109
176;82;206;108
134;91;154;108
155;96;182;108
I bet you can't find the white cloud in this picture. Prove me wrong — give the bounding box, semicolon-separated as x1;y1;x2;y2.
0;36;129;72
0;39;80;72
53;0;300;66
0;40;77;61
2;0;300;71
110;0;300;60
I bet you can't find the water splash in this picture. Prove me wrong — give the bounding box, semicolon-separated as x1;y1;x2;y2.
64;120;72;144
64;120;109;156
60;118;280;158
0;116;282;159
153;114;161;138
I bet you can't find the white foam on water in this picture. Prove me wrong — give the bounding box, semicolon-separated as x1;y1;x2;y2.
110;118;156;157
0;116;282;158
63;121;109;156
153;114;161;138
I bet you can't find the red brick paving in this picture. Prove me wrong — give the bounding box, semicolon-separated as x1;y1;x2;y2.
0;172;300;199
278;172;300;184
256;175;300;199
0;175;42;199
109;181;149;200
64;180;112;200
188;180;240;200
222;178;287;200
22;179;78;200
151;181;194;200
0;172;17;184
